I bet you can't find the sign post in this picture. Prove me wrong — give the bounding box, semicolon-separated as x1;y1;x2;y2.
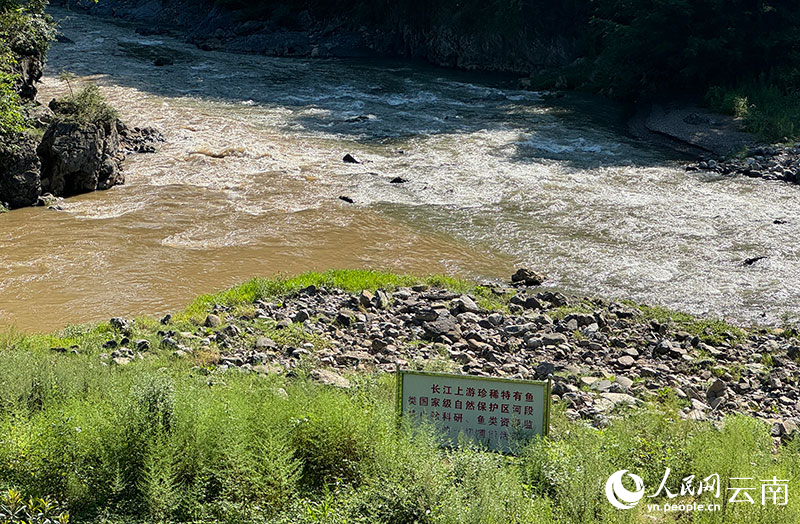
396;370;551;453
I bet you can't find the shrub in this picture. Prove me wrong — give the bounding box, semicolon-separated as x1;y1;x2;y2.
50;84;118;127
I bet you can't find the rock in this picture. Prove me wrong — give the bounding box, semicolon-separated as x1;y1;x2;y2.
253;364;282;375
311;369;350;388
617;355;635;368
110;317;132;333
564;313;596;327
292;310;310;323
534;361;555;378
255;337;277;349
600;392;638;407
511;268;545;286
422;313;462;341
112;356;132;366
743;256;767;266
37;119;124;197
591;379;613;392
160;314;172;325
336;310;353;326
135;339;150;351
615;376;634;390
542;333;567;346
204;314;222;328
454;295;481;314
342;153;360;164
0;137;41;209
359;290;374;308
374;289;390;309
390;177;408;183
338;195;354;204
707;378;727;400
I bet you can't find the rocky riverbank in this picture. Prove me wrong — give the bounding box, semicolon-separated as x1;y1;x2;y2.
687;143;800;185
95;270;800;443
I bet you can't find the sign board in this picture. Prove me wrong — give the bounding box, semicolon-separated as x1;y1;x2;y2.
396;370;550;453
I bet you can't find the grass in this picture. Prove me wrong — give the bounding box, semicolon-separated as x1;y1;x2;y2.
622;301;747;346
1;270;797;523
706;83;800;144
0;350;796;523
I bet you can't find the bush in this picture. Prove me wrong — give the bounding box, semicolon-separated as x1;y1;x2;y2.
0;0;55;59
50;84;118;127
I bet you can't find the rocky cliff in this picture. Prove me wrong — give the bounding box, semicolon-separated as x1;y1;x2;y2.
51;0;578;74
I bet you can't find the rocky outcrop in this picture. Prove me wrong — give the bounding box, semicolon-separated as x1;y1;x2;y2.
13;54;44;101
37;119;124;197
0;137;41;208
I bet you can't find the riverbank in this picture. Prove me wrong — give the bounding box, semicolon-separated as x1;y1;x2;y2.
2;269;798;522
0;0;166;210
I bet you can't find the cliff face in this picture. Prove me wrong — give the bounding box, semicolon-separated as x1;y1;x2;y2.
51;0;579;74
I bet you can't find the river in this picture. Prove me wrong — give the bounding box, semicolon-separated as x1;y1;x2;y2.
1;8;798;332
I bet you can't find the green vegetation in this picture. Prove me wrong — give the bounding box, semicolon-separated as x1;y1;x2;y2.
0;53;24;140
707;83;800;143
0;0;55;59
50;82;118;127
0;488;69;523
0;336;797;522
628;303;747;346
0;270;797;523
0;0;56;145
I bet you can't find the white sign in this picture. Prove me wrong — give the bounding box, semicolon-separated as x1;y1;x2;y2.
397;370;550;453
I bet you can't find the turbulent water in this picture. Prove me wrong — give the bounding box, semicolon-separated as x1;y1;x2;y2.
1;9;799;332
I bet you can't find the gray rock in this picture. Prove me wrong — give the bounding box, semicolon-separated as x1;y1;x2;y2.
542;333;567;346
358;290;374;308
255;337;277;349
617;355;635;368
37;119;124;197
375;289;391;309
311;369;351;388
204;314;222;328
422;314;462;341
292;310;310;323
534;361;555;378
454;295;481;314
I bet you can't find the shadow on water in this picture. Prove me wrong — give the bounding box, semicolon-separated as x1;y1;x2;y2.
47;9;683;171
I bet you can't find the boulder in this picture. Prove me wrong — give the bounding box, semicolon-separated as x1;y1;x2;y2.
422;313;462;341
37;119;124;197
511;267;545;286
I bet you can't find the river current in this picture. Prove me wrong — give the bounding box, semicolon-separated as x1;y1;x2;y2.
1;9;798;331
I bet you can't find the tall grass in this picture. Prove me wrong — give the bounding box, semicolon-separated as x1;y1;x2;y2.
0;348;796;523
707;83;800;143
